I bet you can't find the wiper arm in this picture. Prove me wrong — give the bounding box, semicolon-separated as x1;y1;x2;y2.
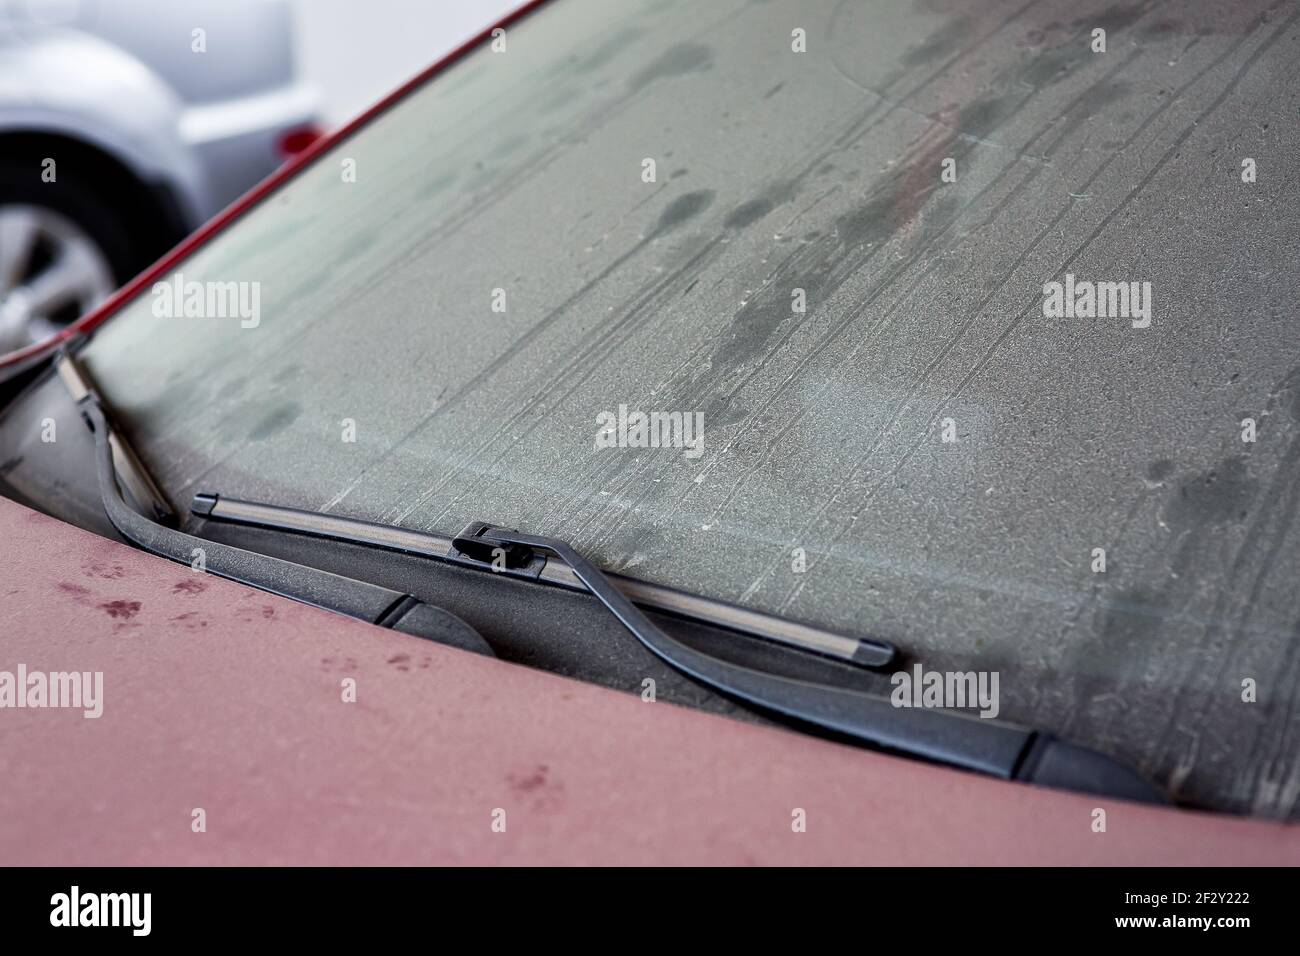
65;356;490;655
449;522;1167;804
193;489;1165;804
56;353;173;526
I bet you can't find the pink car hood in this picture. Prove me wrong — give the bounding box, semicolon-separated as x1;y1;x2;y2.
0;495;1295;865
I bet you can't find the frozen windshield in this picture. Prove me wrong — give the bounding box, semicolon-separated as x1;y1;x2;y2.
64;0;1300;818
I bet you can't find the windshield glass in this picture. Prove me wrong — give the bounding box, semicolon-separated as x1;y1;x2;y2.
64;0;1300;818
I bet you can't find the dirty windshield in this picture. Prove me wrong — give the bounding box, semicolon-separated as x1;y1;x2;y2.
70;0;1300;818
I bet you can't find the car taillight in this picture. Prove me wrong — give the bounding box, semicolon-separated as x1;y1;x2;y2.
277;125;324;159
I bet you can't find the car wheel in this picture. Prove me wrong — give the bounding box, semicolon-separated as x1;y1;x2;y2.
0;164;140;353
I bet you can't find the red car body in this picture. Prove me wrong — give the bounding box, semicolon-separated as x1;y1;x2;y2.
2;1;1298;866
3;495;1297;865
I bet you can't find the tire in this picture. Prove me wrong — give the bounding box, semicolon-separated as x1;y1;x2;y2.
0;157;164;278
0;159;151;350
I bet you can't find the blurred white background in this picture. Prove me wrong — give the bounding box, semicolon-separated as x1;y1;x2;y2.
295;0;519;126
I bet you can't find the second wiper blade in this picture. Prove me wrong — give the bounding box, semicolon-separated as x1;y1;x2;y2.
190;492;895;669
450;522;1166;804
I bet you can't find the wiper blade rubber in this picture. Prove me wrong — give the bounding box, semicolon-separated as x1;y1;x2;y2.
191;492;895;669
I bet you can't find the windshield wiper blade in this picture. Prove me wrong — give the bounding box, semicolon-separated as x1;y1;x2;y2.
448;522;1166;804
189;493;895;669
67;364;490;655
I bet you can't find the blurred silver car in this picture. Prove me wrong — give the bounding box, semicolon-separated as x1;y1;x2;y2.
0;0;321;352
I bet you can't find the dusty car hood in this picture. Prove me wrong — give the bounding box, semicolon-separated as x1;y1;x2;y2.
0;495;1295;865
